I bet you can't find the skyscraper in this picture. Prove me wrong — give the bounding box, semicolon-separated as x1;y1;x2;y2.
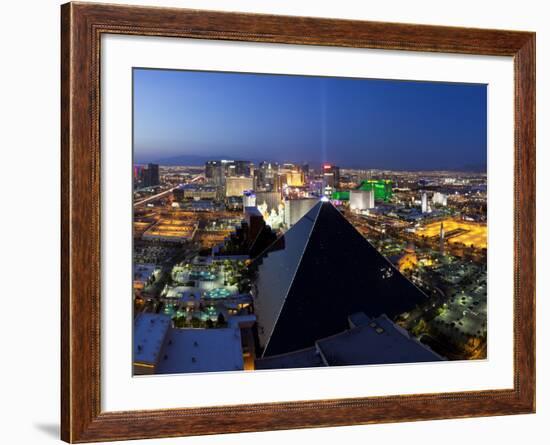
283;198;318;228
205;160;225;185
141;163;160;188
421;192;428;213
273;173;287;193
204;160;219;180
256;161;279;191
432;192;448;206
225;176;254;197
322;164;340;189
285;171;304;187
349;189;375;211
206;160;253;186
233;160;253;177
357;179;393;201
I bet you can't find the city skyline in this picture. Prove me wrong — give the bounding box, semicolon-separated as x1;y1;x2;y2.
132;68;488;375
134;68;487;171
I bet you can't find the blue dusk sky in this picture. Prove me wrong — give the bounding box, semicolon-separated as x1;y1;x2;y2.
133;68;487;171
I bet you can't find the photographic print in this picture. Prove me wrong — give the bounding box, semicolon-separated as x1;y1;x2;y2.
61;6;535;440
132;68;488;376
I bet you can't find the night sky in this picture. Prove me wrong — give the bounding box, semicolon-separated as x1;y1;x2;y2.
133;68;487;171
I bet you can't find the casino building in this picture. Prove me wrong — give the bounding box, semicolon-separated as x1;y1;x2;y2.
251;200;430;358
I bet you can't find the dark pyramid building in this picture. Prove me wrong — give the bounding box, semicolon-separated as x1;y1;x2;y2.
252;200;429;358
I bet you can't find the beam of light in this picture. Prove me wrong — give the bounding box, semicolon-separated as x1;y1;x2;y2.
320;78;328;165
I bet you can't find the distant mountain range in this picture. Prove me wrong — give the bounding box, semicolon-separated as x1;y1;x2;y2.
134;154;228;166
136;154;307;167
135;154;486;173
453;163;487;173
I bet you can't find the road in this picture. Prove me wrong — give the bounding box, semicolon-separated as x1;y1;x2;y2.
134;186;177;208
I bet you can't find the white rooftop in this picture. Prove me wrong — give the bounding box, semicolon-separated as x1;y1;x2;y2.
316;314;443;366
133;313;172;365
156;328;244;374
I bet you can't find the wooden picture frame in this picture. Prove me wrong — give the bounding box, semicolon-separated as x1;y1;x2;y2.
61;2;535;442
